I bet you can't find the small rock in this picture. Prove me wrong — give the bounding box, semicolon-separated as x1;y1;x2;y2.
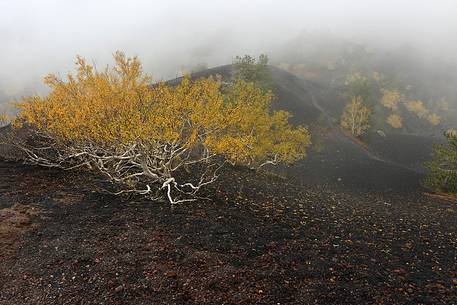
165;271;177;278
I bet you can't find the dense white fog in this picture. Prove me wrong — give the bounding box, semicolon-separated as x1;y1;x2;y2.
1;0;456;101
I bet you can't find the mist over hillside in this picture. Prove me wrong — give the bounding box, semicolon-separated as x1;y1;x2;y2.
1;0;457;107
271;32;457;135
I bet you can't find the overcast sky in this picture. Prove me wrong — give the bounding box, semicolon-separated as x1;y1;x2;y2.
1;0;456;97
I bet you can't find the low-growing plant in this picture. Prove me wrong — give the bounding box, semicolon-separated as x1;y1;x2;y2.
423;133;457;194
11;52;311;203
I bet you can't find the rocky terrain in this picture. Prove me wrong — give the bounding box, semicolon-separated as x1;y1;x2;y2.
0;66;455;304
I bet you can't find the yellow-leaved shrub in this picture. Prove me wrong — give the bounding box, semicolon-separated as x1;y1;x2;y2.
406;100;429;118
386;114;403;129
12;52;311;203
426;113;441;126
381;89;402;112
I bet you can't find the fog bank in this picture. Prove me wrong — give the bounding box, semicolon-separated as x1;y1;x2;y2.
1;0;456;102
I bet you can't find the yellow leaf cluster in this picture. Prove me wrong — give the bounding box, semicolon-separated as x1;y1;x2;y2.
203;80;311;165
406;100;429;118
386;114;403;129
426;113;441;126
15;52;154;144
381;89;402;111
14;52;311;167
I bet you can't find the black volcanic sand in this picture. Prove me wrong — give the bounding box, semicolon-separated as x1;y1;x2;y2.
0;162;456;304
287;128;428;193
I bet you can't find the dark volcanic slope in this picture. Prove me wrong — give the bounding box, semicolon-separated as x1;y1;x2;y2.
287;129;426;192
366;132;443;172
269;66;321;124
166;65;435;192
0;162;456;304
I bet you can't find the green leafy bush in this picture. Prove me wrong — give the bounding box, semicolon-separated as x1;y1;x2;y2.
423;134;457;193
233;54;273;91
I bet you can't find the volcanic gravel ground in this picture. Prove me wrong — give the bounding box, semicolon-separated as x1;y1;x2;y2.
0;162;456;304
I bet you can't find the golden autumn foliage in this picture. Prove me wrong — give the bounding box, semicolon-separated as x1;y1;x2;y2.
15;52;309;166
386;114;403;129
13;52;311;202
406;100;429;118
15;53;154;144
211;81;310;165
381;89;402;111
340;96;371;137
426;113;441;126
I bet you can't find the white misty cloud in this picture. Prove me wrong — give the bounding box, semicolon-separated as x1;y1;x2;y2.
0;0;456;100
